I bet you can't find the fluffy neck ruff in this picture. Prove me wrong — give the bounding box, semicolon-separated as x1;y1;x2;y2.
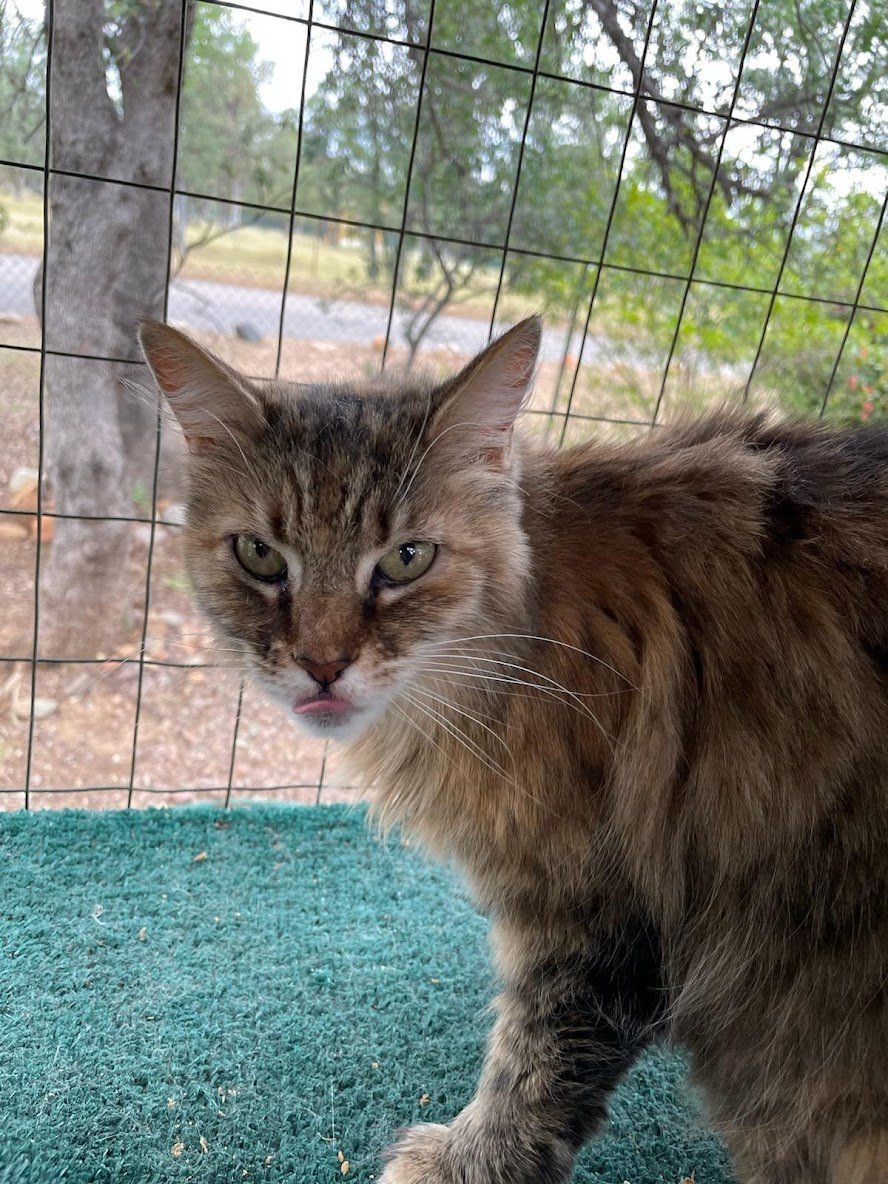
343;441;666;919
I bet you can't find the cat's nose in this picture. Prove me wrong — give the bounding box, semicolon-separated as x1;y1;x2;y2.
296;654;353;687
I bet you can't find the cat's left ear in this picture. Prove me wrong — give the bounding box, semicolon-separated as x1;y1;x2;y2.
432;315;541;469
138;321;266;455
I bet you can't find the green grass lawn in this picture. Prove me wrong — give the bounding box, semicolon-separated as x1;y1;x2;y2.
0;188;43;255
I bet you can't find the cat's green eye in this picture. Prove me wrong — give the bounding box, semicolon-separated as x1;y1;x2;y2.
233;534;287;581
375;541;437;586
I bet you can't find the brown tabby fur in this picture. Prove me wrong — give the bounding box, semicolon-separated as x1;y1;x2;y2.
141;317;888;1184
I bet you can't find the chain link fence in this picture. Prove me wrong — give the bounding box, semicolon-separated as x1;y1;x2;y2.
0;0;885;809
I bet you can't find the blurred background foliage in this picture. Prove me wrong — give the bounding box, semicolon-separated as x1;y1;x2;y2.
2;0;885;420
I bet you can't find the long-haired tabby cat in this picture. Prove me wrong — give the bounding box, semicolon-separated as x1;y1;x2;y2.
140;316;888;1184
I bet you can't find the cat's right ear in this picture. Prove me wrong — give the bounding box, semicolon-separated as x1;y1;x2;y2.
138;322;265;455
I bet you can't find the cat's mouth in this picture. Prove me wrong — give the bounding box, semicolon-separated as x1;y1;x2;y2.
293;690;354;719
288;687;370;740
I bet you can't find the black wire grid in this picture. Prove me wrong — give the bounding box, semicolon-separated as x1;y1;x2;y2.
1;0;886;808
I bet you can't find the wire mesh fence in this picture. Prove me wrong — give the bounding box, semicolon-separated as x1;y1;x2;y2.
0;0;885;810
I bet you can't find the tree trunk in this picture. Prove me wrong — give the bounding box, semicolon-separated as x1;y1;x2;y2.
39;0;188;656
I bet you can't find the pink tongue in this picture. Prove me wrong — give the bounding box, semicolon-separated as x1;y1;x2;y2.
294;697;352;716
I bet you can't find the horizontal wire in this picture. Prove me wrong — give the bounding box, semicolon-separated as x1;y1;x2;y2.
7;0;884;808
0;781;360;796
0;507;182;526
3;168;887;295
2;261;884;365
1;54;884;192
0;655;214;669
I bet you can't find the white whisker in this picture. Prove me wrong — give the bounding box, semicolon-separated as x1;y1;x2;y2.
398;693;546;811
391;391;433;506
435;648;628;701
391;699;461;773
409;683;511;754
397;419;494;505
402;692;509;780
440;651;611;737
196;407;253;473
424;633;644;696
414;662;617;755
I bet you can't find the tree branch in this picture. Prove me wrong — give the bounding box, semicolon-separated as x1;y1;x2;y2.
586;0;779;224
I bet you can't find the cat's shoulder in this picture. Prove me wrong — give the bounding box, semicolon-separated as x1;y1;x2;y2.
547;405;888;497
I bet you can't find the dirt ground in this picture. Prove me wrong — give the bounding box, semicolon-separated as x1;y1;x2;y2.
0;313;667;812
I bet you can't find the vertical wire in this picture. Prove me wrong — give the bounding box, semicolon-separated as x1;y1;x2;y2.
223;682;245;809
314;740;329;806
273;0;315;379
271;2;321;806
9;0;879;808
741;0;860;403
486;0;554;342
126;0;189;808
262;3;316;804
380;0;437;369
648;0;761;427
543;262;588;442
557;0;661;447
23;0;54;810
818;187;888;418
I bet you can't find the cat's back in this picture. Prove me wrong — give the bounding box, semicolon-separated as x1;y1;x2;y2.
546;408;888;594
530;410;888;864
683;409;888;538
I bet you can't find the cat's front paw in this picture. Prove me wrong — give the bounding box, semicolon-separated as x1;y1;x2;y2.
379;1123;455;1184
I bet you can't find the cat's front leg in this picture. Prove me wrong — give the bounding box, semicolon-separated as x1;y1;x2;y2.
380;915;664;1184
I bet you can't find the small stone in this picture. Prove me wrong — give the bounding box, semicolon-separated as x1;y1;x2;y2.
161;502;186;526
0;519;30;541
199;1135;209;1153
14;696;57;720
171;1140;184;1158
340;1161;349;1175
65;672;93;700
138;927;147;941
131;523;154;551
193;851;207;863
419;1093;430;1107
9;466;38;494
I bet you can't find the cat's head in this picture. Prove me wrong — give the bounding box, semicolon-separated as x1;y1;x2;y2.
139;318;540;741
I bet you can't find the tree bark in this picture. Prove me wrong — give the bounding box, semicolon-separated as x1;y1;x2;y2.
39;0;189;656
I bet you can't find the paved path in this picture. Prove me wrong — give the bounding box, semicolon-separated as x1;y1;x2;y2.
0;252;598;362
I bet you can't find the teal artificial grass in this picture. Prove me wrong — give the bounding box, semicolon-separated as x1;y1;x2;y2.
0;805;733;1184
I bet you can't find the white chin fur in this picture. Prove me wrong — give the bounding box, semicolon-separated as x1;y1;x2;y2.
255;669;398;743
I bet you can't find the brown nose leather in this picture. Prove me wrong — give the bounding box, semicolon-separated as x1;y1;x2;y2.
297;654;352;687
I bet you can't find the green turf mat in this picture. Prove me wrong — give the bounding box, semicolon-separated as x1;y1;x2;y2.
0;805;732;1183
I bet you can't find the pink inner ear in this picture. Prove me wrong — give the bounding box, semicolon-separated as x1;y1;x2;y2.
150;350;188;396
504;343;537;389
